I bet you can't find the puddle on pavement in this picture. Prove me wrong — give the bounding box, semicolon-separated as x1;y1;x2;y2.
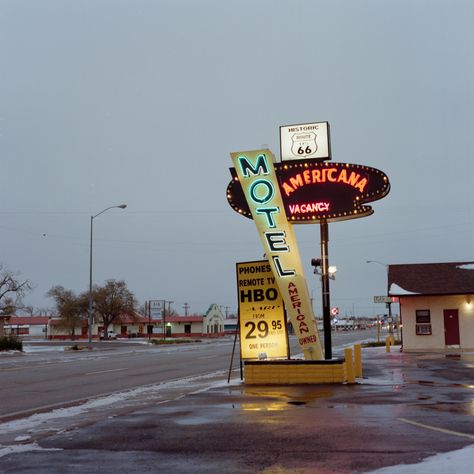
412;380;474;389
423;402;474;415
174;416;214;426
445;354;461;360
240;401;289;411
450;383;474;389
416;354;444;360
226;387;334;412
287;400;306;406
243;388;333;402
417;380;435;386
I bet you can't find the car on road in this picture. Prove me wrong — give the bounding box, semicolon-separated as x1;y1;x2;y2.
99;330;118;340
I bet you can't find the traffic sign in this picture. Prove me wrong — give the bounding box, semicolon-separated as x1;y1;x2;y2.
373;296;393;304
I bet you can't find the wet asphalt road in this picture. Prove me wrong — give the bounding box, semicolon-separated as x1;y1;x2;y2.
1;345;473;473
0;331;373;420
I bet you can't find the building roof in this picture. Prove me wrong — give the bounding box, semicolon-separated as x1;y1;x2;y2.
117;313;148;324
6;316;50;325
164;316;203;323
49;318;88;327
388;261;474;296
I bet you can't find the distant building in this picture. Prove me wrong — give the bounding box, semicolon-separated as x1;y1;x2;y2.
224;318;238;335
44;304;227;340
158;304;225;338
0;315;12;336
3;316;50;338
388;261;474;352
1;304;228;340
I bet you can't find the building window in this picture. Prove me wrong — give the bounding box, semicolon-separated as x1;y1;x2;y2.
415;310;432;335
184;324;191;334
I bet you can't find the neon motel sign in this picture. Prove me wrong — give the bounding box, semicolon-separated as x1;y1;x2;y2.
228;149;391;360
231;150;324;360
228;160;390;223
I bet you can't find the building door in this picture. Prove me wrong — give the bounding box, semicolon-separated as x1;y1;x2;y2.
443;309;460;345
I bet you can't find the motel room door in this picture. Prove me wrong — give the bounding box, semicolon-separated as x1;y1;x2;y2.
443;309;460;345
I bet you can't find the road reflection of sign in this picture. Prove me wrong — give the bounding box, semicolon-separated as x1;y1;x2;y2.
237;260;288;360
149;300;164;320
280;122;330;161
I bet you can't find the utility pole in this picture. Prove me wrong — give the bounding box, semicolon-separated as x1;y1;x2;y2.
146;301;151;342
183;302;190;316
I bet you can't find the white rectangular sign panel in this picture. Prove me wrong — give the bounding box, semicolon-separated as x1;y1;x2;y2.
280;121;330;161
149;300;164;319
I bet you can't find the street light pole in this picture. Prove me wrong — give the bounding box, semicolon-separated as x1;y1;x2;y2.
88;204;127;344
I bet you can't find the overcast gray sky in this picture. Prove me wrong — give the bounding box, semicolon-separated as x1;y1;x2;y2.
1;0;473;318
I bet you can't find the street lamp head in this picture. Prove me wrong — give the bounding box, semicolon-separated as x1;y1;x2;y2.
366;260;388;267
118;204;127;209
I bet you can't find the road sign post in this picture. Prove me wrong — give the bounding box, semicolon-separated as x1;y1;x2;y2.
374;296;396;336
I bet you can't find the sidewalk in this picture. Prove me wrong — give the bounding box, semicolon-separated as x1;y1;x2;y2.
1;346;473;473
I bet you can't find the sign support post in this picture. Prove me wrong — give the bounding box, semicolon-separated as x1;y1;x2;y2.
387;301;393;336
320;220;332;360
147;301;151;342
162;299;166;341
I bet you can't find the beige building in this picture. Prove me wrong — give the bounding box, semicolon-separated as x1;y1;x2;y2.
388;262;474;352
162;304;225;337
3;304;227;340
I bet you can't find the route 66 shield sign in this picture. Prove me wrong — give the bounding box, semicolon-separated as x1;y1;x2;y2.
291;131;318;157
280;121;331;161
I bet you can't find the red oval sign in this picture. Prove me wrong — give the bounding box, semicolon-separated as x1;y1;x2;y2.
227;159;390;223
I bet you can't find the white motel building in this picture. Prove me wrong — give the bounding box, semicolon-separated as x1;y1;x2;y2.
388;261;474;352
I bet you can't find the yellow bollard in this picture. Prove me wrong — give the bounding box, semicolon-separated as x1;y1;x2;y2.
354;344;362;378
385;336;391;352
344;347;355;384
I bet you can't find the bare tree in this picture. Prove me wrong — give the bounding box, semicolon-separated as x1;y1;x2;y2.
0;265;31;336
47;286;87;340
0;265;31;314
35;307;55;317
89;280;136;339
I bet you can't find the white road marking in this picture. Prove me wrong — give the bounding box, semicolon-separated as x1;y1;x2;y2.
85;368;127;375
398;418;474;440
